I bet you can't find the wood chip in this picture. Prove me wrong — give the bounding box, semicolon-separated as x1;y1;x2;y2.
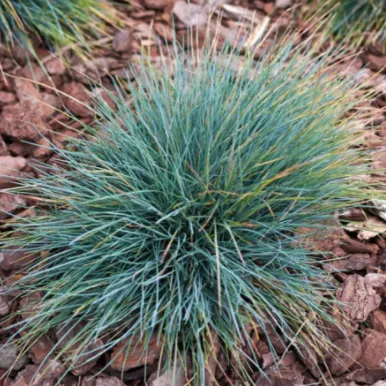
337;274;386;322
110;334;161;371
358;329;386;368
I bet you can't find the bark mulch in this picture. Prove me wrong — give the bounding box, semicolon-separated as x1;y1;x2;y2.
0;0;386;385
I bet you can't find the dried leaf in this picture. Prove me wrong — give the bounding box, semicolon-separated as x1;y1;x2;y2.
344;215;386;240
371;200;386;221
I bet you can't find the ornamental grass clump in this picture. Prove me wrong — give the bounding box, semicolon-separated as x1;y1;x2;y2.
1;34;373;383
0;0;118;51
319;0;386;48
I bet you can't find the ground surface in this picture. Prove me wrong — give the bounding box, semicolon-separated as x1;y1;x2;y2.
0;0;386;385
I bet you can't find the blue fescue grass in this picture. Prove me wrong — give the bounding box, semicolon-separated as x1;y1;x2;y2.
318;0;386;49
0;0;119;52
0;31;377;383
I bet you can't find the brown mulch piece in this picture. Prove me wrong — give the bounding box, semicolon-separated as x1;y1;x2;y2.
0;0;386;385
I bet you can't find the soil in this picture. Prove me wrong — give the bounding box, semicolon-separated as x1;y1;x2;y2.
0;0;386;385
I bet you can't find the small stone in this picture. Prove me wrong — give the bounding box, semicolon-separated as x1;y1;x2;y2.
0;91;16;105
113;29;133;53
0;343;29;370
